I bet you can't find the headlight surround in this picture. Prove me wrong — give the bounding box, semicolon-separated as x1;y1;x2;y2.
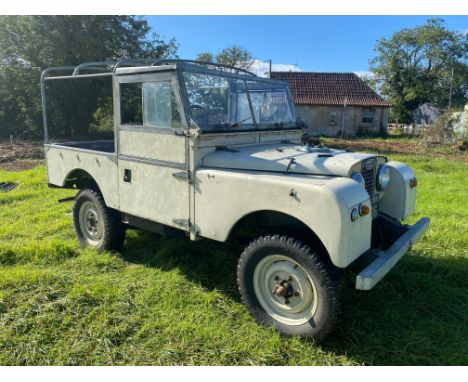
377;165;390;191
351;172;366;188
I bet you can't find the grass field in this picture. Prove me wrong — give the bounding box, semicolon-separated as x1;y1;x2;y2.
0;146;467;365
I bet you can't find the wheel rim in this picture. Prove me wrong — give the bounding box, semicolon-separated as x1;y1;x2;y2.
78;201;104;245
253;254;319;326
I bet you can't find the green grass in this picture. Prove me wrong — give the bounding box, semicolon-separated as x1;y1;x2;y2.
0;155;467;365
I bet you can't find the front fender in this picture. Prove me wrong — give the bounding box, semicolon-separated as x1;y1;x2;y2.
194;168;372;268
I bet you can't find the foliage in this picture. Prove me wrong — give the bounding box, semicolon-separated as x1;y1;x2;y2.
195;52;215;64
369;18;468;123
44;76;115;140
196;45;254;72
423;110;463;144
89;103;114;137
0;144;467;364
0;16;178;139
359;74;378;93
217;46;254;71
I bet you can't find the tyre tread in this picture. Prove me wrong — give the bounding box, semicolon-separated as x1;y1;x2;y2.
237;234;341;340
73;189;125;252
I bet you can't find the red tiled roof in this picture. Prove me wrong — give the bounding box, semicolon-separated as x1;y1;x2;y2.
271;71;391;107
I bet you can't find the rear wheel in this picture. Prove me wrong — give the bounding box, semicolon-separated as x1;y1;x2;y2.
73;189;125;251
237;235;341;340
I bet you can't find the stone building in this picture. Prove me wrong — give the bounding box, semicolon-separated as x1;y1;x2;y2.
271;72;391;136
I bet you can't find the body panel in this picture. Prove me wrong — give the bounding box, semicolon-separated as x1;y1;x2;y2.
118;158;190;229
201;143;377;176
379;161;417;220
119;129;187;164
45;144;119;209
194;168;372;268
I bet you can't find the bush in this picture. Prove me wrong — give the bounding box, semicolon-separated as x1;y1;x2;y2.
422;111;462;144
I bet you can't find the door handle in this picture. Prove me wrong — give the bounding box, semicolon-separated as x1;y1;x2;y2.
124;169;132;183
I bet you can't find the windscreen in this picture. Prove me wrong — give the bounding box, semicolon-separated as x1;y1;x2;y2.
183;71;295;132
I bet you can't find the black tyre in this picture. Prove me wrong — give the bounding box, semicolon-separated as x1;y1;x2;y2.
72;189;125;251
237;235;341;341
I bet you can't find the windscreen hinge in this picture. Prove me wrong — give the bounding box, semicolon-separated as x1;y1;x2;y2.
174;129;189;137
172;171;192;184
173;218;191;229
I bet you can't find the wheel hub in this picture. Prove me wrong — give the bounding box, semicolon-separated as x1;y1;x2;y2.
273;277;295;301
253;254;319;326
78;201;104;244
85;210;99;235
86;212;98;233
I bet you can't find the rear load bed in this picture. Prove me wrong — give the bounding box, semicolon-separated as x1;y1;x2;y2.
49;140;115;153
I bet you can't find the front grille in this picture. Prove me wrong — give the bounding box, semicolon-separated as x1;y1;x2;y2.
361;158;376;195
361;158;379;218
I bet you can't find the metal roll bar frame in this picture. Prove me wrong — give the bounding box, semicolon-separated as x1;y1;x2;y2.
42;58;257;81
40;59;263;143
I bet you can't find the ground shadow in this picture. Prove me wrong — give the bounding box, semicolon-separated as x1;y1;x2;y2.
320;252;468;365
121;229;241;301
120;230;468;365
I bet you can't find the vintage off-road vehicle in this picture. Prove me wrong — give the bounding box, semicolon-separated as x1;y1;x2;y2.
41;59;429;340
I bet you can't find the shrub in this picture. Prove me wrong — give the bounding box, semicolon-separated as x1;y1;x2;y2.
422;111;462;144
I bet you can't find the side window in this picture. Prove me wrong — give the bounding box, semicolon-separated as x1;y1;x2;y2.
120;83;143;125
120;80;181;129
362;108;375;124
143;81;181;129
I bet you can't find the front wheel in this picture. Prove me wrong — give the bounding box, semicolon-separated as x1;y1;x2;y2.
237;235;341;340
72;189;125;252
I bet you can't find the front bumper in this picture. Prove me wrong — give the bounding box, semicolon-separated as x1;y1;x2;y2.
355;217;430;290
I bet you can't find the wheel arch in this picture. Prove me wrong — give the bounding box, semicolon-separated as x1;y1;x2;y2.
62;168;102;194
227;209;333;266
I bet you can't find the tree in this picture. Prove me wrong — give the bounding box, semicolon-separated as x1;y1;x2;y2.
359;73;380;94
196;52;214;63
195;45;254;72
216;46;254;71
369;18;468;123
0;16;177;139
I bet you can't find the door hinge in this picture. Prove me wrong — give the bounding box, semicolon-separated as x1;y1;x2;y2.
173;218;190;229
172;171;192;184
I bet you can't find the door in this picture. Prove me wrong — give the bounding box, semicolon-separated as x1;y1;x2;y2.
115;71;190;231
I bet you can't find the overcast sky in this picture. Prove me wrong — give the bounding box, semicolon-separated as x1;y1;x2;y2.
146;16;467;75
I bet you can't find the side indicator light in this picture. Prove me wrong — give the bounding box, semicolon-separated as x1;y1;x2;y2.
410;178;418;188
359;204;370;217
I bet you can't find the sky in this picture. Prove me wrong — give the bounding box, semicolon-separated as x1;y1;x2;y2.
146;16;467;76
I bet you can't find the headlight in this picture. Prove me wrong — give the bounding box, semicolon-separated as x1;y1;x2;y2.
377;165;390;191
351;172;366;188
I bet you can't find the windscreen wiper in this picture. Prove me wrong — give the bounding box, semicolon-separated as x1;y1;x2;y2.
229;116;252;128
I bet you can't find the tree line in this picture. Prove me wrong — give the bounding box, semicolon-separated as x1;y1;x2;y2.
0;16;177;140
368;18;467;123
0;16;466;140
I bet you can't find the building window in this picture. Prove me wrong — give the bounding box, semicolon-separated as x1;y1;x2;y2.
330;109;337;126
362;108;375;124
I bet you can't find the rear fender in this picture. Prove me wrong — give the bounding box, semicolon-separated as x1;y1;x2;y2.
45;144;119;209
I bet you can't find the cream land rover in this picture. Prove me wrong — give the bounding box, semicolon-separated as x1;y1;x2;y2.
42;59;429;340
